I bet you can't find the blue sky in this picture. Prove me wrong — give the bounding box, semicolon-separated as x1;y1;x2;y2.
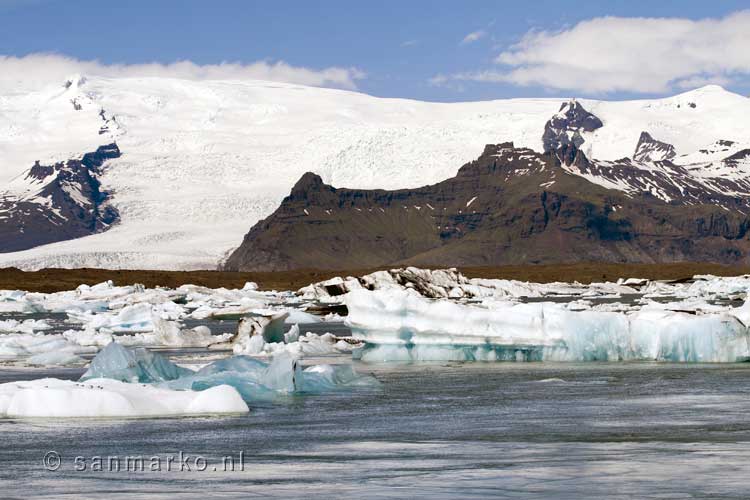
1;0;749;101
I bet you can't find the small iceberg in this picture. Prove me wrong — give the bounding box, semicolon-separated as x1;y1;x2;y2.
80;342;193;383
0;378;248;418
84;343;379;403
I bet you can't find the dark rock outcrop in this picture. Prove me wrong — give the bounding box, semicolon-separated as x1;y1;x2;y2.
724;149;750;168
0;144;121;253
633;132;677;162
224;141;750;271
542;100;603;156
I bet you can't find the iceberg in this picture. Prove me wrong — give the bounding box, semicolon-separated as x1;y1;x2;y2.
0;378;248;418
0;290;34;313
80;342;193;383
345;289;750;363
25;350;86;367
0;319;52;334
60;320;230;349
211;312;289;354
164;352;301;401
0;333;94;365
299;363;381;392
68;303;156;332
298;266;640;301
82;343;378;402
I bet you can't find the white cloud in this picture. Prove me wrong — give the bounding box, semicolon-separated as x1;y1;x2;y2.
674;74;732;90
461;30;486;45
435;11;750;94
428;74;449;86
0;53;366;91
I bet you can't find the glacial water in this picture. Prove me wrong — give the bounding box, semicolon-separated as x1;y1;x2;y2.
3;359;750;499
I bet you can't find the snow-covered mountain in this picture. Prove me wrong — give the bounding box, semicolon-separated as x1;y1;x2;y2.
1;75;749;270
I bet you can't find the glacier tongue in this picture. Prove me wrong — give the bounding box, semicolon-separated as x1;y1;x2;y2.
345;289;750;363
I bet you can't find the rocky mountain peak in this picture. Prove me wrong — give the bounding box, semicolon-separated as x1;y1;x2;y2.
0;143;121;253
633;131;677;163
542;100;603;161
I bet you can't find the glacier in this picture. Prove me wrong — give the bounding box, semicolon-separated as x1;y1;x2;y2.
345;289;750;363
1;75;749;270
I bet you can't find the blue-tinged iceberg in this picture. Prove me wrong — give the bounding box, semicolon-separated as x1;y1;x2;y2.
345;289;750;362
80;343;379;403
80;342;194;383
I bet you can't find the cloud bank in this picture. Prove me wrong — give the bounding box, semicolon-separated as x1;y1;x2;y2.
0;54;366;90
435;11;750;94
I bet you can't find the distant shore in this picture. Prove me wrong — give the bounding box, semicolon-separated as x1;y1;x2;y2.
1;263;749;293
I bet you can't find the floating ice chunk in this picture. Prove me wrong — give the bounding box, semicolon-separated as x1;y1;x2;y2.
285;324;300;344
299;364;380;392
189;298;270;320
162;353;300;401
80;342;193;383
212;312;289;354
730;299;750;326
61;320;228;349
163;352;376;401
299;267;640;301
284;309;321;324
0;333;94;365
62;328;115;348
26;350;85;367
346;289;750;363
0;378;248;418
0;295;33;313
260;352;301;392
233;329;359;358
0;319;51;334
66;300;192;336
68;303;155;332
144;319;223;347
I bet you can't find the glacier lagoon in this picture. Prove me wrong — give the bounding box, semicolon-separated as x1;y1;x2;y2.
3;359;750;499
4;273;750;497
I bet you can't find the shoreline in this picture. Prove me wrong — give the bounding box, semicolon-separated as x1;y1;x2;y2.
1;262;749;293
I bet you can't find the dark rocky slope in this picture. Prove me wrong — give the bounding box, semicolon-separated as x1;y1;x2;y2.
0;144;121;252
224;141;750;271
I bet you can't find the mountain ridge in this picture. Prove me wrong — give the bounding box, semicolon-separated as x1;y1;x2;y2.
0;76;749;270
224;125;750;271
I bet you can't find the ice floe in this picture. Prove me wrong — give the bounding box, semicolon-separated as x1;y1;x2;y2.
0;319;51;334
299;266;640;301
86;343;378;403
81;342;194;383
346;289;750;363
0;378;248;418
0;333;94;365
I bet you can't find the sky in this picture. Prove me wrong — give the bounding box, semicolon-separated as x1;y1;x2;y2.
1;0;749;101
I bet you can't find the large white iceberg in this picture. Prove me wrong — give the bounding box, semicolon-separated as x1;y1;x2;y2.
0;378;248;418
345;289;750;362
